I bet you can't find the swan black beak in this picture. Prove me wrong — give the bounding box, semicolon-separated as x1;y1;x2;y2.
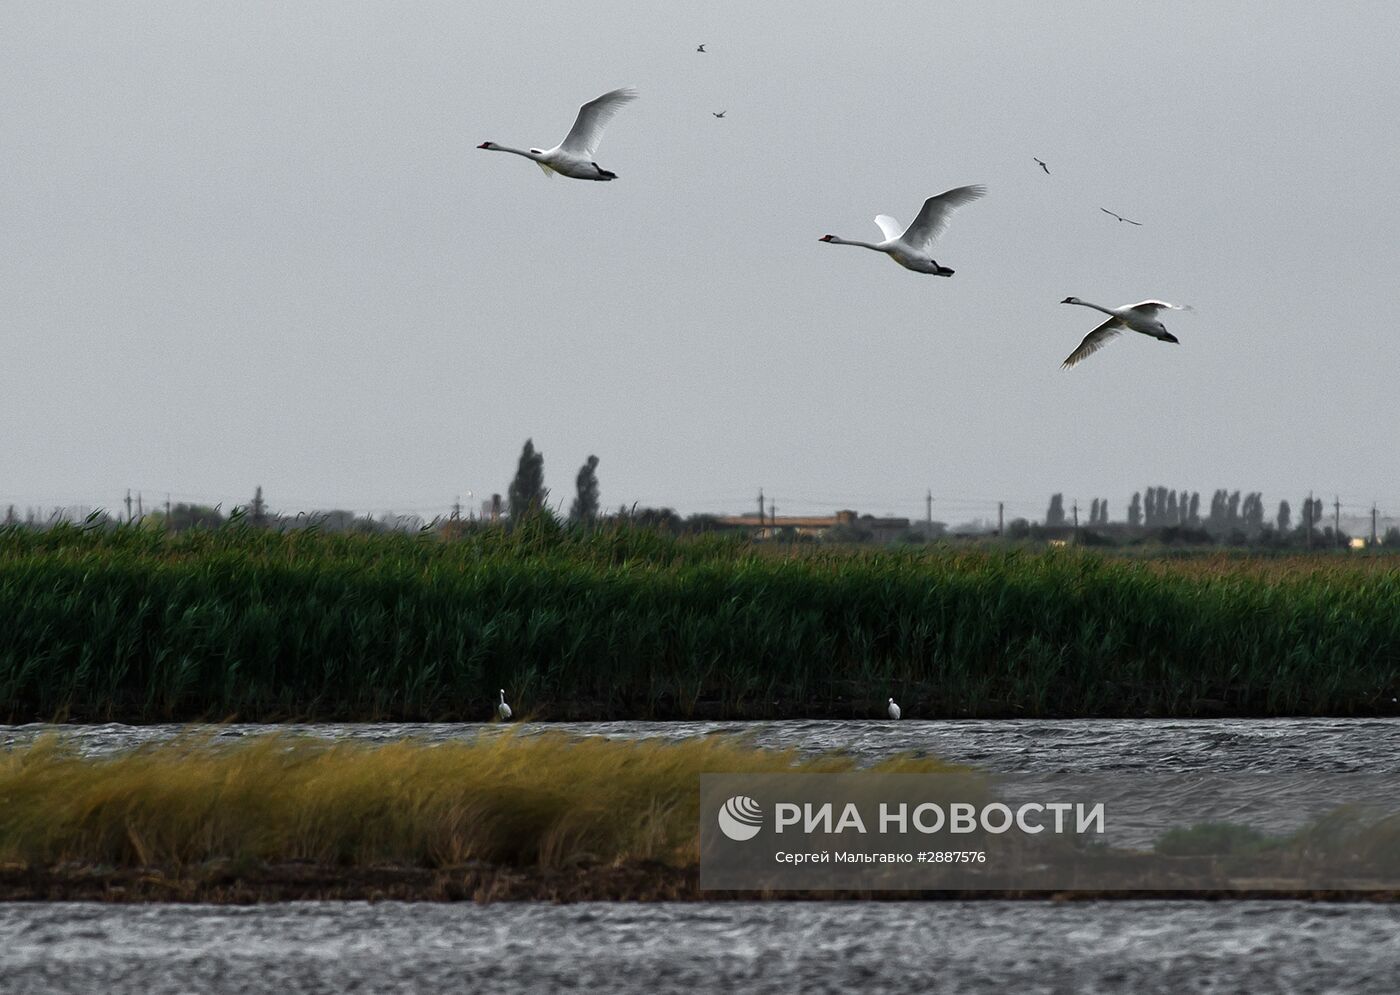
1164;333;1180;344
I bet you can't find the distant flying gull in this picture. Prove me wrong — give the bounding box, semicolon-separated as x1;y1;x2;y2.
818;185;987;277
697;44;706;52
1100;208;1143;225
712;110;726;118
1033;157;1050;174
497;689;512;720
478;87;638;181
888;698;901;720
1060;298;1191;369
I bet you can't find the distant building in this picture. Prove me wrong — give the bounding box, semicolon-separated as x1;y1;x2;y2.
715;511;849;539
714;509;938;542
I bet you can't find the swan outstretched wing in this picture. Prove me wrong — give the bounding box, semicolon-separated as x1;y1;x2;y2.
559;87;639;157
899;185;986;251
873;215;904;242
1062;317;1124;369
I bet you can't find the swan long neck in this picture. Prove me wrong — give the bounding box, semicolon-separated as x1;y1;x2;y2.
485;144;538;160
830;237;886;252
1066;298;1117;316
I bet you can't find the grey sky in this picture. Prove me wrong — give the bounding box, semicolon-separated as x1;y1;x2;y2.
3;2;1398;524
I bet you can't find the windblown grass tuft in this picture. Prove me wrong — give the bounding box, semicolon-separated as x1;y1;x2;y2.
0;731;957;869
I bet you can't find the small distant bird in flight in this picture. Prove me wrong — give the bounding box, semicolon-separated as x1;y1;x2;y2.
819;185;987;277
1100;208;1143;226
712;110;726;118
696;44;706;52
478;86;638;181
1060;298;1191;369
1033;157;1050;174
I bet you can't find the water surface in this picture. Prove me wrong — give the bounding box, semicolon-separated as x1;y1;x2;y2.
3;900;1397;994
6;718;1399;991
7;716;1400;772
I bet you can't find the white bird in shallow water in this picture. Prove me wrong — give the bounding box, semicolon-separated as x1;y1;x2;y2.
497;689;512;721
478;87;638;181
819;185;986;276
887;698;901;720
1060;298;1191;369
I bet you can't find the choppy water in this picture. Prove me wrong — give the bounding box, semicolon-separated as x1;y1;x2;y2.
5;718;1400;992
3;900;1398;994
7;716;1400;772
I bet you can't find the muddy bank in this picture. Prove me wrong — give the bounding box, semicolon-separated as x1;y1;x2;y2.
2;862;1396;903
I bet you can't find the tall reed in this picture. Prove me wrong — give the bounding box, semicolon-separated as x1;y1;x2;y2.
2;523;1397;720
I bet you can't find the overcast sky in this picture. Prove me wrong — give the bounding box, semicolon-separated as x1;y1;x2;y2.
3;2;1398;524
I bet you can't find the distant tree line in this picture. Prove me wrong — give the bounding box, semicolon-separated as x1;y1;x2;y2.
1030;485;1372;548
8;439;1399;550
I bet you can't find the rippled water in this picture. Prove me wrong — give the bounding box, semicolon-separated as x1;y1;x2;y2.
7;716;1400;772
5;718;1400;992
3;900;1398;994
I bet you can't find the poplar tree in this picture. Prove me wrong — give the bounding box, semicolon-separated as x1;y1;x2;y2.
570;455;601;523
508;439;548;518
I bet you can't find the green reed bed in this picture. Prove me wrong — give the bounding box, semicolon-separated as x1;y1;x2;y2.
1;521;1398;721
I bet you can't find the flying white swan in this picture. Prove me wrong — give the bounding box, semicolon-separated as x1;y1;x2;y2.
478;87;638;181
888;697;901;720
819;185;986;276
497;689;512;720
1060;298;1190;369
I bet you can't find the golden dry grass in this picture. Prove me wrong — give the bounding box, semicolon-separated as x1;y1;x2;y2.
0;730;962;870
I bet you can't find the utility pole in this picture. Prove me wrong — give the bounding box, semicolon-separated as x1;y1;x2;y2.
1334;496;1341;547
1072;500;1079;539
452;495;461;520
758;488;765;521
768;499;775;527
1306;491;1313;549
125;489;133;523
136;492;143;520
926;489;933;533
998;501;1004;536
1372;504;1379;547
